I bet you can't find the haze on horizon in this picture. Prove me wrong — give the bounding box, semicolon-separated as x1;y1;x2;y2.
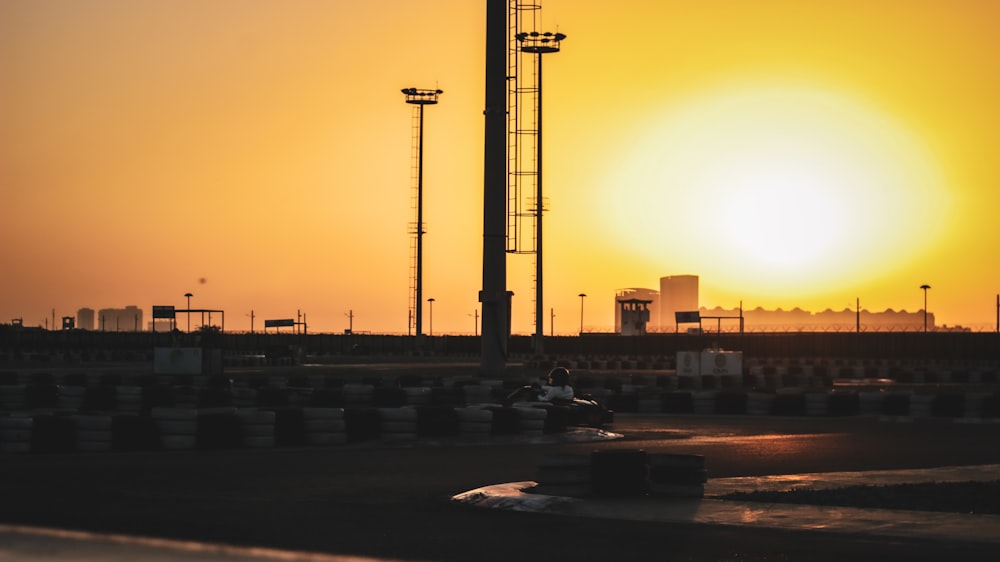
2;0;998;335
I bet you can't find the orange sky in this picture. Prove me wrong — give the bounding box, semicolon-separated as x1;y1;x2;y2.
2;0;998;334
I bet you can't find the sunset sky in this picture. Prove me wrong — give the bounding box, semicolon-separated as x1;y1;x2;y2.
2;0;998;334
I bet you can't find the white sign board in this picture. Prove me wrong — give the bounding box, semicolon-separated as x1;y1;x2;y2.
699;350;743;376
153;347;203;375
676;351;700;377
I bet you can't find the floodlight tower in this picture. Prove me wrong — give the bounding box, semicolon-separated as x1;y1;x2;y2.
401;87;442;339
516;30;565;355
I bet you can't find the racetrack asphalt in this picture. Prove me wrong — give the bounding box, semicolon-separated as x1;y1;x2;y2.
3;429;998;561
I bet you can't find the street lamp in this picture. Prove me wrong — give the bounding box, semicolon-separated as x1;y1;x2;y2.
920;284;931;332
184;292;193;332
469;309;479;337
427;298;435;336
578;293;587;334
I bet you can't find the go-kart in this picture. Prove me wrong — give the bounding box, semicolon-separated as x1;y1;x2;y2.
503;385;614;428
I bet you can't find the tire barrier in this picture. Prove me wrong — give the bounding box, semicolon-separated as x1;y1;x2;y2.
26;383;59;410
238;408;276;448
116;385;143;413
533;453;591;497
0;384;26;411
531;451;706;499
771;390;806;416
513;405;547;435
111;414;160;451
372;387;406;408
461;384;499;405
344;408;381;443
267;407;307;446
456;406;493;437
196;407;242;450
342;384;375;408
415;406;460;437
648;453;707;498
591;449;649;497
74;414;113;452
486;406;520;435
303;407;347;446
30;414;76;453
0;415;32;453
403;387;432;407
378;406;418;441
2;369;999;454
151;407;198;450
58;385;86;410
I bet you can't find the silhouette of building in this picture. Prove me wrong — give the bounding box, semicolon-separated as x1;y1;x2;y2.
615;288;659;332
660;275;699;331
699;305;936;332
77;308;95;331
97;306;143;332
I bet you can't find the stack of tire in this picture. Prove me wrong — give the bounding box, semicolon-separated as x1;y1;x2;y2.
747;392;773;415
116;385;143;414
533;453;591;497
514;406;547;436
196;407;242;450
58;384;86;410
403;387;431;406
460;384;495;405
0;416;32;453
74;414;113;452
342;384;374;408
379;407;417;441
648;453;707;498
591;449;649;497
237;408;276;448
151;407;198;450
456;406;493;438
303;407;347;446
531;450;708;499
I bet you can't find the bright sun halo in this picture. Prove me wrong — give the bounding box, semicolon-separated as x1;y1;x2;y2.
605;85;949;294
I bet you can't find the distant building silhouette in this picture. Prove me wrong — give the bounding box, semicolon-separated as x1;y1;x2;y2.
97;306;143;332
660;275;699;331
77;308;95;331
700;305;937;332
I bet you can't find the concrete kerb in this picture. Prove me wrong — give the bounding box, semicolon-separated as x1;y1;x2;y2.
453;464;1000;545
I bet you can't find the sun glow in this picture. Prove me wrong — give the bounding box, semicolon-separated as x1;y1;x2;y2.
604;85;951;294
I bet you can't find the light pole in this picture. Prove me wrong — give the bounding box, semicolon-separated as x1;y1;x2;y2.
920;284;931;332
578;293;587;335
427;298;435;336
402;87;442;339
516;30;566;355
184;292;193;332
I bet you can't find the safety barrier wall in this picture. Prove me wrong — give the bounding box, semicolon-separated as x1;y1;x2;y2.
0;403;578;453
5;330;1000;362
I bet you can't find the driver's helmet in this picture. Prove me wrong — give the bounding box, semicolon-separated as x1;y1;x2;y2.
547;367;570;387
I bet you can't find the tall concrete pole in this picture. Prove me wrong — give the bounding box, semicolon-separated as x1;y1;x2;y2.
479;0;509;377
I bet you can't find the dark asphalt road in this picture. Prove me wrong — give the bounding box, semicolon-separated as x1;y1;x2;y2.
1;415;999;561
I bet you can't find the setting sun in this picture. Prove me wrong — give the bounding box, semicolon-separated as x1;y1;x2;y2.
602;84;952;296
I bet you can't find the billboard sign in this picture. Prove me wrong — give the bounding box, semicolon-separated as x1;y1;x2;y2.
152;305;176;319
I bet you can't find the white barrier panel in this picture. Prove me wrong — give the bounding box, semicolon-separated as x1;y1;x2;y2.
153;347;202;375
676;352;700;377
700;351;743;376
